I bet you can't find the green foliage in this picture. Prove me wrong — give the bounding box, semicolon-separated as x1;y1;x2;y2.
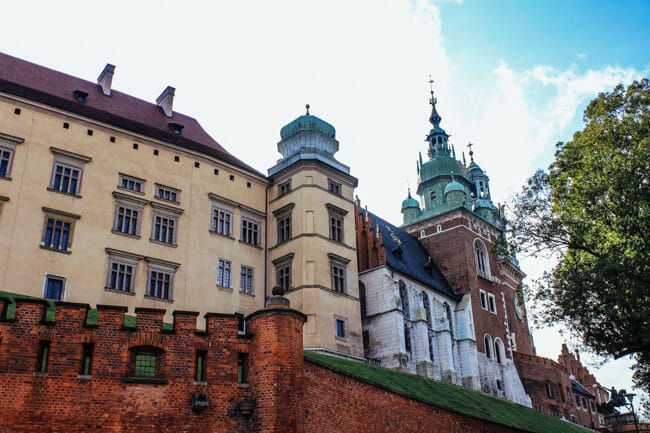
305;352;591;433
510;79;650;392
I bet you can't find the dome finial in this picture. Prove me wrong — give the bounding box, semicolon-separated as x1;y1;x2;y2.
428;75;436;106
305;104;310;115
467;142;474;162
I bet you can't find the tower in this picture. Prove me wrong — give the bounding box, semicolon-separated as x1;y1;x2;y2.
267;105;363;357
401;87;533;405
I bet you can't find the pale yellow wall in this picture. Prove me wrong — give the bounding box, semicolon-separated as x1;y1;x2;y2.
267;161;363;357
0;94;267;321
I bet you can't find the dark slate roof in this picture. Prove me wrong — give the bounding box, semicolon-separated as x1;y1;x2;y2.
0;52;262;176
367;211;460;301
571;379;594;397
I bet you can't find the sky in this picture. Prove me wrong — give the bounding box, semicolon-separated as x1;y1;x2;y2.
2;0;649;406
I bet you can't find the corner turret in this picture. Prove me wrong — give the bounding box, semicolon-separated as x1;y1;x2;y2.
401;189;421;225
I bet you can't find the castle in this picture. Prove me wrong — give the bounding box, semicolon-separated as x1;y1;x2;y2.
0;52;617;431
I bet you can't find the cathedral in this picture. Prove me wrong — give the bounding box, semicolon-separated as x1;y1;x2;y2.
0;51;615;431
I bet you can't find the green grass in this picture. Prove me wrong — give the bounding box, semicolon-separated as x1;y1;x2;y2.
305;352;591;433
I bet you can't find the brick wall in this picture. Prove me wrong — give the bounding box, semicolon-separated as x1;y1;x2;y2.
303;359;532;433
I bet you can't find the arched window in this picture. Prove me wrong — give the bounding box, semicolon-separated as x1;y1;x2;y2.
494;338;506;364
474;239;489;277
422;292;433;326
399;281;410;319
444;302;454;337
428;333;435;362
484;335;493;359
404;324;412;352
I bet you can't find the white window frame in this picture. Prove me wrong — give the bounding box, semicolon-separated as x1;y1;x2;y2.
48;147;91;196
43;273;66;301
0;132;23;179
484;334;494;359
145;257;179;302
105;248;143;294
494;337;506;364
112;192;147;238
118;173;145;194
240;265;254;295
487;293;497;314
217;258;232;288
479;289;488;310
150;202;183;246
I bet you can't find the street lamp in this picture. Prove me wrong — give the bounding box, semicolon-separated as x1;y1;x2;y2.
624;392;640;433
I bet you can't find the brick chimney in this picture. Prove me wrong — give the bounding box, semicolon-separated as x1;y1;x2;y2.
156;86;175;118
247;290;306;433
97;64;115;96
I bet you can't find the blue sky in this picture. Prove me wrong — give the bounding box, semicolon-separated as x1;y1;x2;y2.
1;0;648;404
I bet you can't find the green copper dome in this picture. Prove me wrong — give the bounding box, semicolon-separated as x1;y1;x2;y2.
474;198;495;209
280;107;336;140
419;153;463;184
444;179;465;196
401;192;420;210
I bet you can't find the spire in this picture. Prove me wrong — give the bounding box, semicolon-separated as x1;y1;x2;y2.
428;76;442;128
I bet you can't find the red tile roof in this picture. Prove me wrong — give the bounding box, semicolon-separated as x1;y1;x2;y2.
0;52;262;176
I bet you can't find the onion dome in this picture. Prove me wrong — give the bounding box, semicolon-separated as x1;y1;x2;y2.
444;179;465;196
280;104;335;140
401;190;420;210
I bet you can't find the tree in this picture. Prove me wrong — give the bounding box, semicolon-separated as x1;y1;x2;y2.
509;79;650;392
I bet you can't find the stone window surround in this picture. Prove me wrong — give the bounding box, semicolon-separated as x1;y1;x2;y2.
0;132;24;179
273;203;294;245
487;292;497;315
144;257;180;303
48;147;92;196
328;253;350;294
105;248;144;294
334;315;348;341
272;253;294;293
326;203;348;244
118;173;146;194
150;201;184;247
239;265;254;295
217;257;232;288
112;192;148;238
154;183;180;204
43;273;67;301
40;207;81;254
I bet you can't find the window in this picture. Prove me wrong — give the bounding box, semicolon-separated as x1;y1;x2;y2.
428;334;435;362
43;218;72;251
335;317;347;339
484;335;493;359
589;400;595;412
0;131;23;178
112;192;147;237
118;173;144;194
510;333;518;351
278;179;291;196
359;282;367;319
135;352;157;377
329;254;349;294
494;338;506;364
217;258;231;288
150;203;183;246
274;203;294;245
326;204;347;243
195;350;207;382
581;397;587;409
487;293;497;314
430;191;437;201
237;353;248;384
145;258;179;301
211;206;232;236
422;292;433;326
404;324;412;352
474;239;490;278
37;341;50;373
44;274;65;301
328;178;342;195
105;249;142;293
155;184;180;203
240;266;254;295
80;343;94;376
545;382;554;399
241;217;260;246
480;290;488;310
273;254;293;293
48;147;91;196
399;281;410;318
575;394;581;408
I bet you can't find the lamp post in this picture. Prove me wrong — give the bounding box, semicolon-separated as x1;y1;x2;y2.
625;393;640;433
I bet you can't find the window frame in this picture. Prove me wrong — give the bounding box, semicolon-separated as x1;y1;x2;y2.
326;203;348;244
335;316;348;340
277;179;291;197
494;337;506;364
217;258;232;288
43;273;66;301
40;207;80;253
273;253;294;293
154;183;180;204
126;346;167;383
210;204;233;237
240;265;254;295
273;203;294;246
145;257;180;302
327;178;342;195
0;132;23;179
484;334;494;359
150;202;183;247
48;147;91;196
80;342;95;376
112;192;147;238
474;238;490;278
105;248;143;294
118;173;145;194
240;216;260;247
479;289;488;310
487;293;497;314
329;253;350;294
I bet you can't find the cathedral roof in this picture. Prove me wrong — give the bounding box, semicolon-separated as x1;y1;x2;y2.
367;211;459;301
0;52;262;176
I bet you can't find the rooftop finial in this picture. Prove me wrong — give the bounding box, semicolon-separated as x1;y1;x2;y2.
467;142;474;162
305;104;310;115
428;75;436;106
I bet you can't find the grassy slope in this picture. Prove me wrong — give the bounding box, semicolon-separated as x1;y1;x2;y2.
305;351;591;433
